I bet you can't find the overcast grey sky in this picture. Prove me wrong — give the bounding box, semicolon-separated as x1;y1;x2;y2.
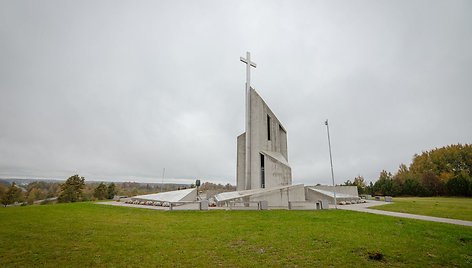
1;0;471;185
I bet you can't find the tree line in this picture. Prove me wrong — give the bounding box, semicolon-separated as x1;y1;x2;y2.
0;175;151;206
2;143;469;205
57;175;118;202
344;144;472;197
0;175;118;206
1;175;236;206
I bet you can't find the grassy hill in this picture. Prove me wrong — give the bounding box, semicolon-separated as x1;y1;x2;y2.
1;203;471;267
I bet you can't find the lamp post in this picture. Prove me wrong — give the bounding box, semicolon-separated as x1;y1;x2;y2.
195;179;201;200
325;119;337;209
161;168;165;193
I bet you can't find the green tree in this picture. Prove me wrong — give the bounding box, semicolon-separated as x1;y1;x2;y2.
25;182;48;204
26;188;42;205
402;178;425;196
343;180;353;186
421;171;444;196
107;183;117;199
394;164;410;183
0;184;6;203
344;176;367;194
367;181;374;195
353;176;367;195
1;183;23;207
93;183;108;200
446;171;471;196
409;144;471;183
469;177;472;196
46;183;60;198
384;144;472;197
58;175;85;203
373;170;394;196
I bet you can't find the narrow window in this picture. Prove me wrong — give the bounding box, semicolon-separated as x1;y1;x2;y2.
260;153;265;188
267;114;271;141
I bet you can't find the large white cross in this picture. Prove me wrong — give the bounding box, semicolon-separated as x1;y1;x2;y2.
240;52;257;190
240;52;257;91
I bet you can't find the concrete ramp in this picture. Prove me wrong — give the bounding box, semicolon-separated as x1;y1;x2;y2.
132;188;197;203
305;186;359;204
214;184;305;207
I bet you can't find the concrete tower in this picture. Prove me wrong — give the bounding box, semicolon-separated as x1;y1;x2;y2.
236;88;292;191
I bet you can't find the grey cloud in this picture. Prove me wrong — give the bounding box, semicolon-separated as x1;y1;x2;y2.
1;0;471;185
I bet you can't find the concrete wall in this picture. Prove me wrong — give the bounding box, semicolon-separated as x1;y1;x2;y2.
236;133;246;191
312;185;359;197
279;126;288;160
263;153;291;188
180;189;198;202
305;186;359;204
237;87;291;191
250;185;305;207
305;188;334;203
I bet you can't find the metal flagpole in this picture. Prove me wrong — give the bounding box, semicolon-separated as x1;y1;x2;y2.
325;119;337;209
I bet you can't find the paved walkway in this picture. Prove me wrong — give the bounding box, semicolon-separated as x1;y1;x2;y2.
337;201;472;227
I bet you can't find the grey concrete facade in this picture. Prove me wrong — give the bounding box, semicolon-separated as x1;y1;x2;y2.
305;186;359;204
250;184;305;207
237;87;292;191
312;185;359;197
228;54;358;208
236;133;246;190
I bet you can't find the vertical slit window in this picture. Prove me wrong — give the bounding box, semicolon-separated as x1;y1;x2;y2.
260;153;265;188
267;115;271;141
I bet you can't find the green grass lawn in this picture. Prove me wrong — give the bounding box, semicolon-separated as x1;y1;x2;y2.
370;197;472;222
1;203;471;267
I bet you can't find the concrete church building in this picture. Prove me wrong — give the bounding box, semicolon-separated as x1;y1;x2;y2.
228;86;306;207
214;52;360;208
215;52;306;207
236;88;291;191
124;52;359;209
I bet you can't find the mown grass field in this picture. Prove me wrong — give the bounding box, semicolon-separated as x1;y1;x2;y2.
371;197;472;222
1;202;471;267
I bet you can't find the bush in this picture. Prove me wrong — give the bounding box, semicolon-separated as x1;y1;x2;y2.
446;172;471;196
402;179;426;196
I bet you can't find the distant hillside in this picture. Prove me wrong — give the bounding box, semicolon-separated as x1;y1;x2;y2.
0;178;189;188
0;178;64;186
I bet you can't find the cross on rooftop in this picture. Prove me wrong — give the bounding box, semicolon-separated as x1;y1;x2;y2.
240;52;257;90
240;51;257;189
